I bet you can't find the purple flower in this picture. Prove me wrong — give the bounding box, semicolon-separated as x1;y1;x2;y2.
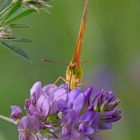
89;89;120;112
48;84;68;114
10;105;22;121
24;82;57;119
61;110;99;139
60;87;121;138
62;117;80;139
79;111;100;133
18;115;40;140
65;88;85;113
88;89;121;130
25;82;90;120
10;81;121;140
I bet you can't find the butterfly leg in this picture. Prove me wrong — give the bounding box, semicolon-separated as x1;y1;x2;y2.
54;76;68;85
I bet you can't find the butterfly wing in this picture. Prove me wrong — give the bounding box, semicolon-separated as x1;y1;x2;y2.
72;0;88;65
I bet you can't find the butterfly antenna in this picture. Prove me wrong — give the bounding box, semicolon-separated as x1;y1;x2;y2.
43;58;67;65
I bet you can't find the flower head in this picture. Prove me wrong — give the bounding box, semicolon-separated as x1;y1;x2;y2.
10;82;121;140
0;26;12;39
24;82;69;120
88;89;121;130
25;82;52;119
22;0;52;11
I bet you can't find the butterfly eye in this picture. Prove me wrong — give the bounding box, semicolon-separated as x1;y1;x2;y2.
70;63;76;69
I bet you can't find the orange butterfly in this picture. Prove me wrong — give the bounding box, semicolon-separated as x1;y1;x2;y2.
44;0;88;89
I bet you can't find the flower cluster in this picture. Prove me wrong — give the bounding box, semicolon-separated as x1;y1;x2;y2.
0;26;12;39
10;82;121;140
24;0;51;11
12;0;52;11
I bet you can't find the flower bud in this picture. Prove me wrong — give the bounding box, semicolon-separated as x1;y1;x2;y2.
0;26;12;39
10;105;22;121
22;0;51;11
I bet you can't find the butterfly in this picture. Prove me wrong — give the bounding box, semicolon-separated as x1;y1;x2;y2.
44;0;88;89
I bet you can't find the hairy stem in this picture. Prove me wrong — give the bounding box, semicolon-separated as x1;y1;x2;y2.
0;114;16;125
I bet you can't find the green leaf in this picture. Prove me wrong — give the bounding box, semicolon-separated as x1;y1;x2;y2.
0;37;32;43
2;2;21;23
9;23;31;29
0;0;11;12
0;4;13;18
1;41;31;62
5;8;35;24
12;37;32;42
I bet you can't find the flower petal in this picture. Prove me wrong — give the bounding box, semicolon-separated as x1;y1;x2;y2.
18;115;40;132
80;111;93;123
10;105;22;120
83;87;93;103
43;84;57;95
30;81;42;96
98;123;112;130
67;88;81;108
73;93;84;112
19;132;38;140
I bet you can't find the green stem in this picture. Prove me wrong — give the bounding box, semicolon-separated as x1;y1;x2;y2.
0;114;16;125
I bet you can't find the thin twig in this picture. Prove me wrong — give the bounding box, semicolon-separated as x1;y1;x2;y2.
0;114;16;125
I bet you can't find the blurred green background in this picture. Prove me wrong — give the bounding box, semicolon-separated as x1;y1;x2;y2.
0;0;140;139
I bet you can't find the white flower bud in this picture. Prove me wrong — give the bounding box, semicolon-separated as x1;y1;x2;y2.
0;26;12;39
